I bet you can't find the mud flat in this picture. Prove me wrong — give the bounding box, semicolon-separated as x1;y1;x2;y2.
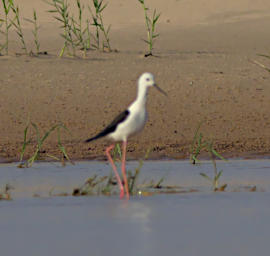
1;0;270;160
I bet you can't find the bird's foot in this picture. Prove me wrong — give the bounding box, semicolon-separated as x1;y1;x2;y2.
119;189;125;199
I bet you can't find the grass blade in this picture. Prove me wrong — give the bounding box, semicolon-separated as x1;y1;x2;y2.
200;173;212;182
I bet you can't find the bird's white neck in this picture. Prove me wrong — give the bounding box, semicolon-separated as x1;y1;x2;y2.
136;84;148;106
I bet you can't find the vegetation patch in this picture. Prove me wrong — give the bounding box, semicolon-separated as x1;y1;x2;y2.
138;0;161;57
190;122;228;192
18;121;73;168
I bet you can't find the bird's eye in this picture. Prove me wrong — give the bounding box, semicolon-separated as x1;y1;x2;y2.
146;78;150;81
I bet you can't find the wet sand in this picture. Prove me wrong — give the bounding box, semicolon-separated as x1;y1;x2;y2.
1;0;270;162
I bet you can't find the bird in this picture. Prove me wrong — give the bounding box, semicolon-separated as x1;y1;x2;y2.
85;72;167;199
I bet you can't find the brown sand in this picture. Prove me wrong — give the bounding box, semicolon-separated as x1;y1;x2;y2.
1;0;270;162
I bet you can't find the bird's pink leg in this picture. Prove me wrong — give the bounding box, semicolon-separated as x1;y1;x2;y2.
105;144;125;199
121;141;130;200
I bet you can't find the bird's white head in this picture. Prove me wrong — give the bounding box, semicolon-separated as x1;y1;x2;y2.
138;72;167;96
139;72;156;88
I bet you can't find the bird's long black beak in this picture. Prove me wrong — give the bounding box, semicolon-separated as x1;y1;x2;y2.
154;84;167;96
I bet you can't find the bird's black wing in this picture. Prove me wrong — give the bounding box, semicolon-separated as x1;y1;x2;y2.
85;110;130;143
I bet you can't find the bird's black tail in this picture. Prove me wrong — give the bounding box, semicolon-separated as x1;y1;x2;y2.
84;131;107;143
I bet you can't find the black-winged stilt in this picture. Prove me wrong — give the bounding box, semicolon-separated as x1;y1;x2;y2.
85;73;167;199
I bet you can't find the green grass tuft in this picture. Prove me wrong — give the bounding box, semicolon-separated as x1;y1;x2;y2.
45;0;100;57
18;121;73;168
88;0;111;52
1;0;14;55
24;9;41;55
10;3;28;55
190;122;227;191
137;0;161;57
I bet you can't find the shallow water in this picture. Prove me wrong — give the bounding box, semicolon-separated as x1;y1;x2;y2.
1;160;270;196
0;160;270;256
